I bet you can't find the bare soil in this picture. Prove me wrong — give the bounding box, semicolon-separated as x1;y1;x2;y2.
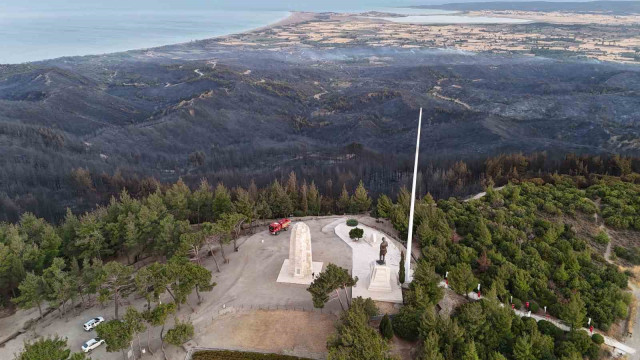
195;310;337;359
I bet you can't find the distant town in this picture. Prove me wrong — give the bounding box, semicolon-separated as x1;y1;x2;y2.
215;10;640;63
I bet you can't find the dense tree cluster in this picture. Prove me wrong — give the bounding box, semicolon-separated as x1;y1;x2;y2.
391;253;607;359
586;179;640;230
0;173;375;307
416;298;602;360
15;336;88;360
380;175;636;332
2;183;222;359
326;297;393;360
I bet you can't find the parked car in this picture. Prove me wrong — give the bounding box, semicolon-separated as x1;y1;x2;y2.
83;316;105;331
81;338;105;353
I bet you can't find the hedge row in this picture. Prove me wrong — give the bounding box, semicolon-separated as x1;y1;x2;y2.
193;350;312;360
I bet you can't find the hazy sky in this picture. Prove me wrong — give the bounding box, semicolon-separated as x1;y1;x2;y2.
0;0;432;11
1;0;622;12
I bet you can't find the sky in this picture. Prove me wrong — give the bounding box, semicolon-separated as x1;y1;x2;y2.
0;0;627;12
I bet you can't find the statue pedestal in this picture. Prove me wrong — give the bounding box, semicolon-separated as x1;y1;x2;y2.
368;262;392;293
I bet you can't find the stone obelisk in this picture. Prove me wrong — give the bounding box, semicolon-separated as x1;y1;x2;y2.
276;222;323;284
288;222;313;278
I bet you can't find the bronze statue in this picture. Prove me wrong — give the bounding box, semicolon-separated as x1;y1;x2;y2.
378;237;388;264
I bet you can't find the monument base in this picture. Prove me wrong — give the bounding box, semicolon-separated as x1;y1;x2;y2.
368;262;393;292
276;259;324;285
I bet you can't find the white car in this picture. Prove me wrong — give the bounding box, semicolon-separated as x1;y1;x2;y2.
81;338;105;353
83;316;105;331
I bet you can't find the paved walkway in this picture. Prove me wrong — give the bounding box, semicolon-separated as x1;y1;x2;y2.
628;283;640;359
329;219;403;303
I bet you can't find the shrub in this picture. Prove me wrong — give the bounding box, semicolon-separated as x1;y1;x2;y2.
391;306;420;341
379;314;394;340
353;296;379;317
594;231;610;245
614;246;640;264
165;320;194;346
591;333;604;345
568;330;593;355
349;227;364;241
529;301;540;313
537;320;563;339
346;219;359;227
512;298;523;310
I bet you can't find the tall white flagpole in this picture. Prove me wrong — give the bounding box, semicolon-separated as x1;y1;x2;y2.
405;107;422;283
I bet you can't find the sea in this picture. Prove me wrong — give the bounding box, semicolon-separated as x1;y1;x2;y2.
0;0;528;64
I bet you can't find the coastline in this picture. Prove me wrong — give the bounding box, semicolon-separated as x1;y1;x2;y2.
212;11;317;41
253;11;317;32
4;10;298;65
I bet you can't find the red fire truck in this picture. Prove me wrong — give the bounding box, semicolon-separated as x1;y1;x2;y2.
269;218;291;235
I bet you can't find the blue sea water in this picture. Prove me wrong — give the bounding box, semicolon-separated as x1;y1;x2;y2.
0;0;532;64
0;8;292;64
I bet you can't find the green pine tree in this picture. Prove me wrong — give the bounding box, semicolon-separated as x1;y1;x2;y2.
212;183;234;218
16;336;87;360
421;331;444;360
165;318;195;347
337;184;351;214
513;335;535;360
95;319;133;360
561;293;586;330
12;272;47;319
308;181;322;215
376;194;393;218
461;340;480;360
351;180;372;213
399;251;406;284
449;263;476;297
379;313;394;340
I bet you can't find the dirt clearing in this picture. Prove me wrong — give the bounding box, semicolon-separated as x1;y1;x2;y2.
195;310;337;359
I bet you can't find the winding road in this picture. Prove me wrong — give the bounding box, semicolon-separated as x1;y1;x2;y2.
597;207;640;358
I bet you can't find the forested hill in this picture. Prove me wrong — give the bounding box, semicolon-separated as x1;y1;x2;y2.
380;173;640;359
1;46;640;222
1;171;639;359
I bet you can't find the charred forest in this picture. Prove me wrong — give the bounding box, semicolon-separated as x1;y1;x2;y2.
1;46;639;222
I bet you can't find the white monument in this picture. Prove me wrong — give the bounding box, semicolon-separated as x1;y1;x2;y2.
276;222;323;285
368;261;393;292
364;232;378;247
